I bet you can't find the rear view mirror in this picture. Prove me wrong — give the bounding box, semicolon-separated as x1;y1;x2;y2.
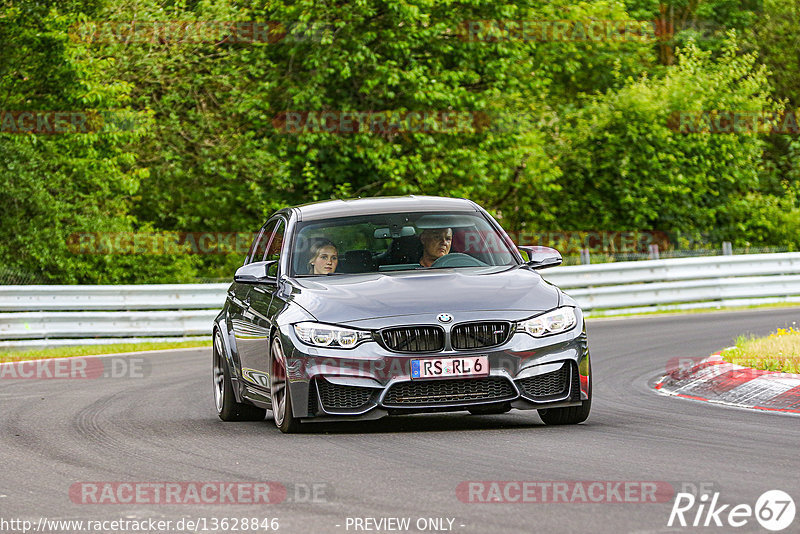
234;260;278;283
374;226;416;239
518;246;562;270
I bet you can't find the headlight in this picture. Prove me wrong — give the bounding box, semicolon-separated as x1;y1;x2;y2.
293;322;372;349
517;307;577;338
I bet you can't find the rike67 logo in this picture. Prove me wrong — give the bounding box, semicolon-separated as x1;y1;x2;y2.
668;490;795;531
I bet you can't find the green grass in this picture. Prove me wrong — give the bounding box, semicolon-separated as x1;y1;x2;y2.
722;327;800;373
0;339;212;363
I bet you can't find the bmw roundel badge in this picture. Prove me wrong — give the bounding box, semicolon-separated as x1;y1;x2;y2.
437;313;453;323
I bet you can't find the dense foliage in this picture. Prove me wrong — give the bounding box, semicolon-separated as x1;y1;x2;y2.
1;0;798;283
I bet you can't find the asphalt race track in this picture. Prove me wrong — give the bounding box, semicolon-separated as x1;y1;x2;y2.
1;308;799;534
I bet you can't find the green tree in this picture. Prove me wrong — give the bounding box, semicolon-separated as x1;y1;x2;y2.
0;1;197;283
554;37;784;244
624;0;761;65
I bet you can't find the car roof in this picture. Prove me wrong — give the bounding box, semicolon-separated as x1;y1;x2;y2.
292;195;479;222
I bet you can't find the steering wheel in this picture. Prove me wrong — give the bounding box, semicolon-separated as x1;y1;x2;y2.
430;253;487;268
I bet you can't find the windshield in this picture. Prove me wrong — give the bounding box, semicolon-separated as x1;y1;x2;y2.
291;211;518;276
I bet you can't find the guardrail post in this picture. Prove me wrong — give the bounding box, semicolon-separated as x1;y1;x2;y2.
722;241;733;255
648;244;660;260
580;248;591;265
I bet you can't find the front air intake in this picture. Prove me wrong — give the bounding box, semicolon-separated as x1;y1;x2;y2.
451;321;511;350
380;326;445;353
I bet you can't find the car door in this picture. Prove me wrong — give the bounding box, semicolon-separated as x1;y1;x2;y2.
230;220;276;389
238;218;285;392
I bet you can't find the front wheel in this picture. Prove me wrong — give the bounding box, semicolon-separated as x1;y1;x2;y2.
214;330;266;422
270;337;302;433
538;397;591;425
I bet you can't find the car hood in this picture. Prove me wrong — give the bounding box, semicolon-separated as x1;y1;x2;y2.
287;266;560;323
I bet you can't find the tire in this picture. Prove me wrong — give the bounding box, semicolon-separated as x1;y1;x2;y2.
214;330;266;422
468;404;511;415
538;361;592;425
270;336;302;434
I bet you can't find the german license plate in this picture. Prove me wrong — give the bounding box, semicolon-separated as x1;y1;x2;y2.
410;356;489;379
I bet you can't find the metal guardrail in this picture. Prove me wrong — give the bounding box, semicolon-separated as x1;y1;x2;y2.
0;283;229;311
0;284;228;346
539;252;800;315
0;310;219;340
1;253;799;346
541;253;800;288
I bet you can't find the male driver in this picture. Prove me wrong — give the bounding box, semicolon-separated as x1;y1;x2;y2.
419;227;453;267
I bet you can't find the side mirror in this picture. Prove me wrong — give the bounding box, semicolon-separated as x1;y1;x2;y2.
234;260;278;284
518;246;562;270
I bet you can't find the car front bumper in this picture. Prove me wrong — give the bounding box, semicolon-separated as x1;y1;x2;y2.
278;314;591;422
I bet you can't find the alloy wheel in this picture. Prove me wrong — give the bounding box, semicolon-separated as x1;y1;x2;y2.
213;332;225;413
270;338;288;426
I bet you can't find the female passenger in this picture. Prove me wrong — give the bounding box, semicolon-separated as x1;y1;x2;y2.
308;238;339;275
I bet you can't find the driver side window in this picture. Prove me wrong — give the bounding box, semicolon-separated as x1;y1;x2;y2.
265;220;284;277
245;220;277;265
